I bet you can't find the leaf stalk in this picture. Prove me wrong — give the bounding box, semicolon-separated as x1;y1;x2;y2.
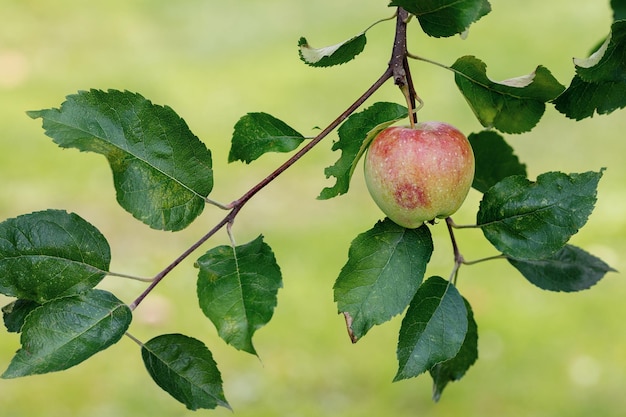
446;217;464;284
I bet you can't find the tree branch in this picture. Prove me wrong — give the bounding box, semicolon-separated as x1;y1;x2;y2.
130;7;415;311
390;8;418;125
130;67;394;311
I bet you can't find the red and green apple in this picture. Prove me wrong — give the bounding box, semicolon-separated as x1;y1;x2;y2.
364;122;475;228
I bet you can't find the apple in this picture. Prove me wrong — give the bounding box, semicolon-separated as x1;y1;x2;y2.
363;122;474;228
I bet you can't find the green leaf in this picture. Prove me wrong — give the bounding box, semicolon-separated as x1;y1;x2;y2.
390;0;491;38
554;21;626;120
2;289;131;378
28;89;213;231
451;56;565;133
430;297;478;401
477;170;603;260
2;299;40;333
318;102;408;200
196;235;282;355
142;334;230;411
576;21;626;86
0;210;110;303
229;112;305;163
554;75;626;120
468;131;527;193
395;276;467;382
334;219;433;343
508;244;616;292
298;33;367;67
613;0;626;20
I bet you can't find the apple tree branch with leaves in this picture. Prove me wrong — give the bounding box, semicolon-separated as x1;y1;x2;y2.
1;0;624;411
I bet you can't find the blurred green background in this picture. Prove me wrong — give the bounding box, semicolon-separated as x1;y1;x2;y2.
1;1;625;416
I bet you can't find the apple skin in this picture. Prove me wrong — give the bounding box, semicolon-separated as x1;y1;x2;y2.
364;122;474;228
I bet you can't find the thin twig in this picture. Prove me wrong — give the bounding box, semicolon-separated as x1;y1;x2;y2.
229;68;393;210
129;214;232;310
446;217;464;284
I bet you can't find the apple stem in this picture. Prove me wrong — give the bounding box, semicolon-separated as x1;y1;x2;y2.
400;84;416;128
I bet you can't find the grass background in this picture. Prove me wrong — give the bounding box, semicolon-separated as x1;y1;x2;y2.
1;1;625;416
